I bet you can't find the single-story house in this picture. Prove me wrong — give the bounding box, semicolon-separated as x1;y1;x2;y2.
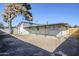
17;21;69;36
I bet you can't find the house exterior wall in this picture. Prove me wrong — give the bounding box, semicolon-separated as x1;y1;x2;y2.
17;22;68;36
24;25;67;36
18;24;30;34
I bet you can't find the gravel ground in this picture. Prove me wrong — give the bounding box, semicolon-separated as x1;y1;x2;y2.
0;35;51;56
0;30;79;56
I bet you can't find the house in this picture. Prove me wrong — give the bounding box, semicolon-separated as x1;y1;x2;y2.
17;21;39;34
17;22;69;36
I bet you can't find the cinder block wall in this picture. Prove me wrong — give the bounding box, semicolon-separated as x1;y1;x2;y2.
25;27;67;36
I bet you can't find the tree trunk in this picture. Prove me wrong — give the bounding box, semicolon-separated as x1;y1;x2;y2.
8;20;13;34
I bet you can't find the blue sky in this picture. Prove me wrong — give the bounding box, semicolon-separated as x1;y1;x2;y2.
0;3;79;26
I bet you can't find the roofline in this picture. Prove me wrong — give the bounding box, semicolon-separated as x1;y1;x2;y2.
25;23;69;28
17;21;40;27
17;21;69;28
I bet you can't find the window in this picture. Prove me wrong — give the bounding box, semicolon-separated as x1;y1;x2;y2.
37;27;39;31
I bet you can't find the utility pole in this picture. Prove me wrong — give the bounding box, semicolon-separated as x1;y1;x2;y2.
45;21;48;36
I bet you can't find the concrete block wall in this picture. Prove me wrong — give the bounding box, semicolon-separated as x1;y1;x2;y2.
26;27;66;36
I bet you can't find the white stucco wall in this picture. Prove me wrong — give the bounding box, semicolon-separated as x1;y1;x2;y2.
18;24;30;34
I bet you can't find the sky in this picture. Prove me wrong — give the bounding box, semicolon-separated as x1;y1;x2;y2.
0;3;79;27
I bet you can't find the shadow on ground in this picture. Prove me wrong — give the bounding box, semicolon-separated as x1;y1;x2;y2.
52;30;79;56
1;30;79;56
0;30;51;56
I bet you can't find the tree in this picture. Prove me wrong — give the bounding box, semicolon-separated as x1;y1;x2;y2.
73;25;79;28
3;3;33;34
